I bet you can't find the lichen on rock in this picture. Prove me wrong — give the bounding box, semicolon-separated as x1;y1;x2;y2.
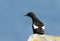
28;34;60;41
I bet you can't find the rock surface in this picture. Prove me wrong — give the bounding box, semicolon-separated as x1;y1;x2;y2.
28;34;60;41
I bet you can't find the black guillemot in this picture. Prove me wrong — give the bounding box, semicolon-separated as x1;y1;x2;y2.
25;12;45;35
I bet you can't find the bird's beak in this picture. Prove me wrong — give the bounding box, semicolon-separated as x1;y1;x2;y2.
24;14;27;16
24;15;26;16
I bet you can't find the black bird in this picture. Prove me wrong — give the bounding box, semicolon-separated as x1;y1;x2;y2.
25;12;45;35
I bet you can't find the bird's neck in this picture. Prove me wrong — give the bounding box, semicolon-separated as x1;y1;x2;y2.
30;16;38;23
31;17;38;23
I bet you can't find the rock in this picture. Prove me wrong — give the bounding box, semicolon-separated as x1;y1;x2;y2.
28;34;60;41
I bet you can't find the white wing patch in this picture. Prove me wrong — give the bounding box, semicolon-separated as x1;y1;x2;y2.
42;26;45;30
33;24;45;30
33;24;38;29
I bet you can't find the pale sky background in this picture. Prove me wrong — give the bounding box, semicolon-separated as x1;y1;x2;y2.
0;0;60;41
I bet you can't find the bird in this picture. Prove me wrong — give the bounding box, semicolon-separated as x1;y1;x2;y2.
25;12;45;35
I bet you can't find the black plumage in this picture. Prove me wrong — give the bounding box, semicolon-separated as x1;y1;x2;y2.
25;12;45;35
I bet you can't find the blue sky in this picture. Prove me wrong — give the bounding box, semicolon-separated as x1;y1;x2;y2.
0;0;60;41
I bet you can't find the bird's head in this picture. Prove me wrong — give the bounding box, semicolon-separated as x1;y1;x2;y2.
24;12;36;19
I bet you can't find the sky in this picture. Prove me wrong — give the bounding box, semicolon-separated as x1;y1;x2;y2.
0;0;60;41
